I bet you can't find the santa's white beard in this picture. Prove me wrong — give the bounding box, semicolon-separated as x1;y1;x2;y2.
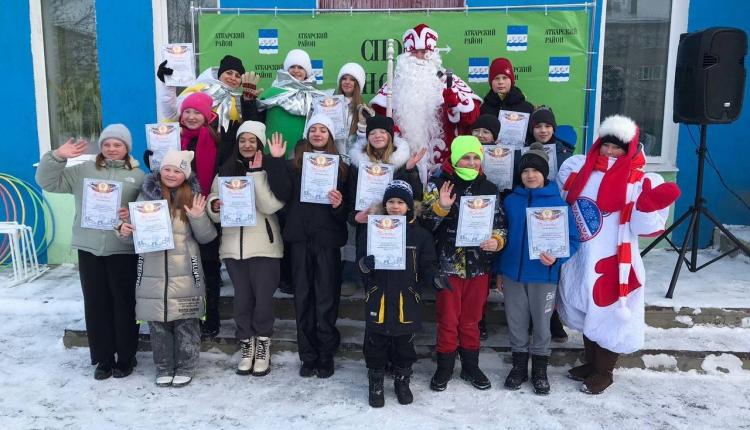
392;52;445;180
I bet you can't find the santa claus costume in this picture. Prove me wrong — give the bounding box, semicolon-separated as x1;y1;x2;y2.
556;115;680;394
370;24;481;182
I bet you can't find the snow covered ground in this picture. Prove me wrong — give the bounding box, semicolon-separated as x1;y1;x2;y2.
1;250;749;429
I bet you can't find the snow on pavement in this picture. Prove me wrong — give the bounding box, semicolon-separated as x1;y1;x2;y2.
1;264;750;429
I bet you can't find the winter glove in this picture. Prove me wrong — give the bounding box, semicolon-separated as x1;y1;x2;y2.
143;149;153;171
241;71;263;100
358;255;376;274
442;88;460;109
636;178;681;213
156;60;173;83
357;104;375;129
432;274;453;292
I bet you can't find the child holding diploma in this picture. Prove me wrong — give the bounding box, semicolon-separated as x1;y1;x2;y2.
493;143;580;395
356;180;437;407
207;121;291;376
35;124;144;380
420;136;507;392
283;113;349;378
117;149;217;387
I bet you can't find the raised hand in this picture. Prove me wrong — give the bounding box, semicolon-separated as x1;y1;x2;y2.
250;150;263;169
357;103;375;127
406;147;427;170
184;194;207;218
328;189;343;209
438;181;456;210
241;71;263;100
636;178;680;213
156;60;173;83
269;132;287;158
54;138;88;159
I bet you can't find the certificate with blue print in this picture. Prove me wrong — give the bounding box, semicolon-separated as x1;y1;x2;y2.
300;153;340;204
367;215;407;270
81;179;122;230
455;195;496;247
526;206;570;259
129;200;175;254
218;176;257;227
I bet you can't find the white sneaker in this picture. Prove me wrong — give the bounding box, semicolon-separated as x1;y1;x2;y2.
155;376;173;387
237;338;255;375
252;337;271;376
172;375;192;387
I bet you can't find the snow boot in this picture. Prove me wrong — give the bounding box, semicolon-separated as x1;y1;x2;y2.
155;375;173;387
458;348;492;390
393;366;414;405
550;310;568;343
581;343;619;395
172;375;192;387
236;338;255;375
430;351;457;391
94;362;113;380
252;337;271;376
478;316;488;341
113;356;137;379
299;361;316;378
316;356;334;379
568;335;596;381
368;369;385;408
531;355;550;395
504;352;529;390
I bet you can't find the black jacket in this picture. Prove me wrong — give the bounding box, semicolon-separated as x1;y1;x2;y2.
480;86;535;118
357;221;437;336
282;154;350;248
420;172;507;279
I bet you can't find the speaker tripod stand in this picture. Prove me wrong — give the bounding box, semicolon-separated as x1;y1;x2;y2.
641;124;750;298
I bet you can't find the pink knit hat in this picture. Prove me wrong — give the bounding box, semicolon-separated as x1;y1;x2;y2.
180;92;217;124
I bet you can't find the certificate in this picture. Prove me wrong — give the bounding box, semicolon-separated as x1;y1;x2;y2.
497;110;530;149
526;206;570;259
367;215;406;270
218;176;257;227
300;152;340;204
145;123;181;170
482;145;515;191
521;143;558;180
81;179;122;230
308;95;348;141
129;200;175;254
455;195;497;247
162;43;196;87
355;161;394;210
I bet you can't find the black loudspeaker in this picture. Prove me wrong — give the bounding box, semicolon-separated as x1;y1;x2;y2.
673;27;747;124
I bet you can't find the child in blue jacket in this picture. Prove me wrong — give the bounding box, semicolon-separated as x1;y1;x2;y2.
493;142;580;395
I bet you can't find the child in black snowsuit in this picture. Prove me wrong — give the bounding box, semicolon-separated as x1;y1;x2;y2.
357;180;437;407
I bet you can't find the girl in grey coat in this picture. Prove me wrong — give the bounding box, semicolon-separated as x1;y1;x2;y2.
35;124;145;381
118;150;217;387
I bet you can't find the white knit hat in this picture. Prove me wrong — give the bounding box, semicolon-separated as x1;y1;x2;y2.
160;149;194;178
337;63;366;91
304;113;335;139
236;120;267;148
98;124;132;152
283;49;313;79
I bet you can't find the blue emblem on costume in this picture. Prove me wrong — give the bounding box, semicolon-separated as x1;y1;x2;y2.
573;197;602;241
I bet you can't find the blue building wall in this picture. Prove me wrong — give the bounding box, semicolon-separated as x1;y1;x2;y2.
95;0;157;162
673;0;750;247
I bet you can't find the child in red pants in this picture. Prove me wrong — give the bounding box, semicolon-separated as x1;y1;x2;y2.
420;136;507;391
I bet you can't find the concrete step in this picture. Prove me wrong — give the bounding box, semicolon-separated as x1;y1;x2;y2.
63;318;750;372
713;224;750;257
217;287;750;329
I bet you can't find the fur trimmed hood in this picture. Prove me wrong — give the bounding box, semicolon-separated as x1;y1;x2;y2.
348;134;412;170
142;172;202;200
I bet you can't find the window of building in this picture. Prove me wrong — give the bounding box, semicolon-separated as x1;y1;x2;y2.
41;0;101;151
601;0;676;163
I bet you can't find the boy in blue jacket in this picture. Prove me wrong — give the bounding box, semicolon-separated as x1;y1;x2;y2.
493;142;580;395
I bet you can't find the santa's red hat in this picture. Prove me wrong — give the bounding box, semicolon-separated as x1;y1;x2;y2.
403;24;439;52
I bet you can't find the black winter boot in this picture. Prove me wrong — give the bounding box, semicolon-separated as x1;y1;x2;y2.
531;355;550;395
392;367;413;405
550;310;568;343
458;348;491;390
504;352;529;390
430;351;457;391
368;369;385;408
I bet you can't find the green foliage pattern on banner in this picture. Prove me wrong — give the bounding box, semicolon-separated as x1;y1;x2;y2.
198;11;589;143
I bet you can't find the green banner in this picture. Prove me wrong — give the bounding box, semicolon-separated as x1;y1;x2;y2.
198;10;589;140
